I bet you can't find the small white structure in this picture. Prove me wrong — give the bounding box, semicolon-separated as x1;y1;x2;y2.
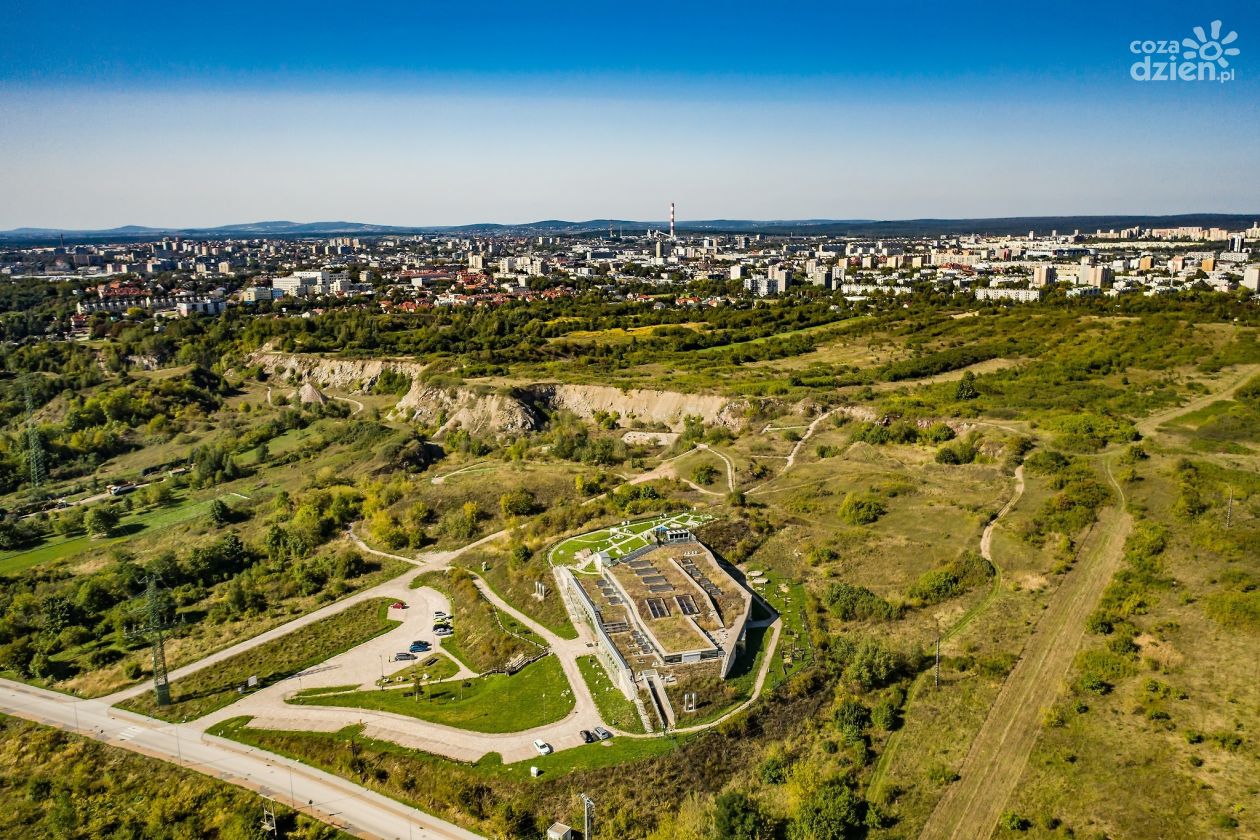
546;822;574;840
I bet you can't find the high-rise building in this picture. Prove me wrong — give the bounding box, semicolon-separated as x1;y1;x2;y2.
1243;266;1260;292
1033;265;1057;287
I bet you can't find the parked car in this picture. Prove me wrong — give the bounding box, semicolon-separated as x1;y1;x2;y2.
434;611;449;620
593;726;613;740
579;730;595;744
391;601;407;609
533;739;553;755
435;626;453;637
394;652;417;661
408;641;431;653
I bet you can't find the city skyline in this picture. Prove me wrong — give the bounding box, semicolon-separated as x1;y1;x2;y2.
2;0;1258;228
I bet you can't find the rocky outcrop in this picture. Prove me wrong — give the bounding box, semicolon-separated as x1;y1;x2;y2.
250;351;741;435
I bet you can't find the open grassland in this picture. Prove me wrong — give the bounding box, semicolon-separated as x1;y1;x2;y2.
292;654;574;733
997;449;1260;836
119;598;400;722
455;541;577;640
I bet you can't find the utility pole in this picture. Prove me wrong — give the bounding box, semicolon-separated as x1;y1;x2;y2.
127;577;178;706
934;620;941;690
579;793;595;840
261;800;278;838
1226;487;1233;529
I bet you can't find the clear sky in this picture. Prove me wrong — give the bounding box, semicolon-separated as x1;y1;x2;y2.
2;0;1257;229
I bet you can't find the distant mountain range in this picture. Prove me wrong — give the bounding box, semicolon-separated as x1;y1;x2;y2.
2;214;1257;244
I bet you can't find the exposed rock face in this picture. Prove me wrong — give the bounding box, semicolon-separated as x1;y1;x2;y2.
250;351;741;435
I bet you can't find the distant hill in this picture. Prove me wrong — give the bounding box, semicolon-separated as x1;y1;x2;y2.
2;214;1256;245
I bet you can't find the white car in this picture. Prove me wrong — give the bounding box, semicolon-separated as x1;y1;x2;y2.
533;739;552;755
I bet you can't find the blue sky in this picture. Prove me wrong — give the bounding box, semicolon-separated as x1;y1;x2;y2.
2;0;1257;228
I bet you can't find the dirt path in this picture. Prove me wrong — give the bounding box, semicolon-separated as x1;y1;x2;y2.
869;466;1024;797
331;394;365;414
912;365;1257;838
980;466;1024;563
1135;363;1259;438
747;407;837;494
696;443;736;492
919;462;1130;840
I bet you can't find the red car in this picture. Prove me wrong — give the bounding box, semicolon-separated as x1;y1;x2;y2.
391;601;407;609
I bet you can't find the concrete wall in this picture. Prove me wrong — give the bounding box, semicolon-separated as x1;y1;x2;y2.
557;567;637;700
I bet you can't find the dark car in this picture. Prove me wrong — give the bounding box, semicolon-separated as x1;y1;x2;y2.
394;652;417;661
409;641;431;653
579;729;595;744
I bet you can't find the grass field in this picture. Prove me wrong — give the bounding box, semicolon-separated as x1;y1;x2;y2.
377;651;461;687
577;655;646;733
119;598;400;722
550;511;715;567
292;655;574;733
0;491;220;575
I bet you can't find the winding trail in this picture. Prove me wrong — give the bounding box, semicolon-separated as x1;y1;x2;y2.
869;465;1025;797
331;394;365;415
696;443;737;492
747;407;838;495
919;462;1130;840
916;365;1257;840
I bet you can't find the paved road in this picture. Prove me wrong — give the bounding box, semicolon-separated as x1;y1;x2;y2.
104;567;428;705
0;679;481;840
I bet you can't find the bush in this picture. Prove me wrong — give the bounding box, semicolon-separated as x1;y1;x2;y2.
999;812;1031;831
824;583;901;622
906;552;994;605
791;780;866;840
714;791;773;840
839;493;886;526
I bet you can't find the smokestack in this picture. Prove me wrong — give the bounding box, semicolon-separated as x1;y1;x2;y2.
669;202;675;241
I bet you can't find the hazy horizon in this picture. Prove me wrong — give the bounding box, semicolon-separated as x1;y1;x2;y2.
3;1;1257;229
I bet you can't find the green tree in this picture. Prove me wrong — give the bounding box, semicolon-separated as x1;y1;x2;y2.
714;791;773;840
791;780;866;840
955;370;979;400
84;505;120;538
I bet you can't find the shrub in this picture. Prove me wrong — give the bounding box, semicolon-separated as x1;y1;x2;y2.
839;493;886;526
824;583;901;622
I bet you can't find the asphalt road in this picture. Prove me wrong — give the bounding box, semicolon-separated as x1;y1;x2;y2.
0;679;481;840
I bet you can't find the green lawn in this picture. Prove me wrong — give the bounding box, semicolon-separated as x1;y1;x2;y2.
290;655;574;733
376;651;461;687
0;493;219;575
576;655;645;733
119;598;400;722
549;512;714;567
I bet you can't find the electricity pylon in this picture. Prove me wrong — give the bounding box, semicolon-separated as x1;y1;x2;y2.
23;378;47;488
128;577;179;706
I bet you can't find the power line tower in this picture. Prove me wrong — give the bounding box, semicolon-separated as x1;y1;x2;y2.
22;378;47;489
127;577;179;706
